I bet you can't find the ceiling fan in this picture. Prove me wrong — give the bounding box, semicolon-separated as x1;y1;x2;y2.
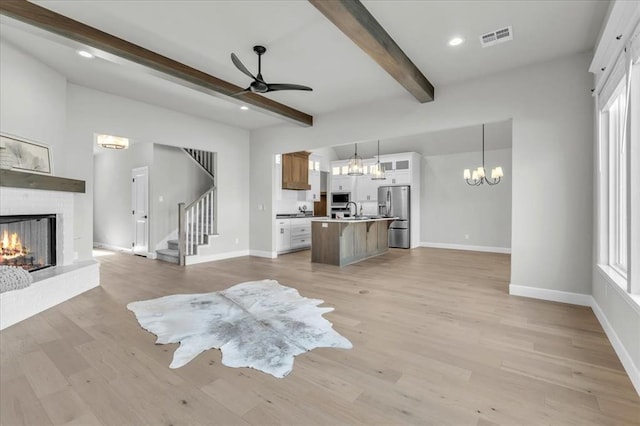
230;45;313;95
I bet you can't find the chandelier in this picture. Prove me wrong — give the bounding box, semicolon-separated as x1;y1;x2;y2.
97;134;129;150
463;124;503;186
347;143;364;176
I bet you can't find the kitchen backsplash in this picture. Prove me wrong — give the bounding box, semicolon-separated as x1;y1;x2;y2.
275;189;314;214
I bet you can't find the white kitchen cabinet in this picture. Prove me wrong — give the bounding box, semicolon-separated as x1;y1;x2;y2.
379;156;412;185
356;159;379;202
330;161;355;193
306;165;321;202
389;159;411;184
331;175;350;192
277;217;320;254
276;219;291;253
290;218;312;249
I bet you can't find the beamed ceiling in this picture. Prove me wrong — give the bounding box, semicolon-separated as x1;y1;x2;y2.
0;0;608;130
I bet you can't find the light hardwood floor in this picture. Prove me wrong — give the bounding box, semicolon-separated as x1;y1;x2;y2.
1;248;639;425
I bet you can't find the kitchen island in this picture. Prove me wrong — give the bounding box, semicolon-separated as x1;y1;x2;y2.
311;217;396;266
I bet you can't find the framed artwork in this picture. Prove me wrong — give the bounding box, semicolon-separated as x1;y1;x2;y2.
0;134;52;175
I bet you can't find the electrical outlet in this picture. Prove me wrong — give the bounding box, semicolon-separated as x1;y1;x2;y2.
235;238;239;244
464;234;469;240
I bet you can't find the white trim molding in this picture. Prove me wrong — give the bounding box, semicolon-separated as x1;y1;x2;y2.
420;242;511;254
510;283;640;396
185;249;250;265
250;250;277;259
591;298;640;396
509;284;592;306
93;242;133;254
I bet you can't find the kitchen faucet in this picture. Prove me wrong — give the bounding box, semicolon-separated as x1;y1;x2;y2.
345;201;358;217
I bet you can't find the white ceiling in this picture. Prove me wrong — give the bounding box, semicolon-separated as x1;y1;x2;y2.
0;1;608;131
330;119;512;160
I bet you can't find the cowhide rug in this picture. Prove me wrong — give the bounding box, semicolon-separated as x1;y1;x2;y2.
127;279;352;378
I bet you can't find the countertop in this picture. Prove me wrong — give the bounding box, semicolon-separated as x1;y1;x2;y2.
276;213;318;219
311;216;397;223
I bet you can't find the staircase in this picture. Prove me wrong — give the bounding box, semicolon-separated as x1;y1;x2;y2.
156;239;180;264
183;148;214;179
156;148;216;265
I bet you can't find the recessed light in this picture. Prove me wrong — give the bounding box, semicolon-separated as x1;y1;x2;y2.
240;106;249;111
77;50;94;58
448;37;464;47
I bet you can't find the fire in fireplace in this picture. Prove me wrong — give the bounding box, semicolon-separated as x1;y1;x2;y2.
0;214;56;272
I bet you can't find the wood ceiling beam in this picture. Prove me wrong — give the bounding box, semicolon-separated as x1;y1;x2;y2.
0;0;313;127
309;0;434;103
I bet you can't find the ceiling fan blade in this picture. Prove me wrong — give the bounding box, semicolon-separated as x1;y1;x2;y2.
267;83;313;92
230;53;257;81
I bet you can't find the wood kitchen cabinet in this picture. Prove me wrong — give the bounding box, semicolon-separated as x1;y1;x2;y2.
282;151;311;190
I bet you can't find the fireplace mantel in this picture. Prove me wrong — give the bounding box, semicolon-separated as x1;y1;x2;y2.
0;169;85;193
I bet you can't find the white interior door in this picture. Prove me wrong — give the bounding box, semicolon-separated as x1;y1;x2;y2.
131;166;149;256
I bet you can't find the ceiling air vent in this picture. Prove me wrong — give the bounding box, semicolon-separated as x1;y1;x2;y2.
480;26;513;48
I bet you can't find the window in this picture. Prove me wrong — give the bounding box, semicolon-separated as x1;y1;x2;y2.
597;41;638;294
602;80;628;278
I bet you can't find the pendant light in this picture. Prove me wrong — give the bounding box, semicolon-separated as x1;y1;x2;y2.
347;143;364;176
463;124;503;186
371;140;386;180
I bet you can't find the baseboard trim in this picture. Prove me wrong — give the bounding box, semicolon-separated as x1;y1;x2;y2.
185;249;250;265
510;283;640;396
591;299;640;396
93;242;132;253
420;242;511;254
250;250;277;259
509;284;592;306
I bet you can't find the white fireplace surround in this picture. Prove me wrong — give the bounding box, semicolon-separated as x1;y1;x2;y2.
0;186;99;330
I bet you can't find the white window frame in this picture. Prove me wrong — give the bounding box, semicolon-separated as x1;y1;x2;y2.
596;43;639;295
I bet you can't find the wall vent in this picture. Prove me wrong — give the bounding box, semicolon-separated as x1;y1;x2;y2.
480;26;513;48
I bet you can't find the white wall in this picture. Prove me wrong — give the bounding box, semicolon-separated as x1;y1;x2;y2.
93;142;154;250
421;148;512;250
66;84;250;261
0;40;67;166
150;144;214;251
250;52;594;298
0;39;91;263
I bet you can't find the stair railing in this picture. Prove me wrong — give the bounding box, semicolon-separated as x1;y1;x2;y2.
178;186;216;265
183;148;215;179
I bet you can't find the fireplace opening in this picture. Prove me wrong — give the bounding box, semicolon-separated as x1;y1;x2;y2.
0;214;56;272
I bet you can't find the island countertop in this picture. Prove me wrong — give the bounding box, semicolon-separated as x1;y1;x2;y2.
311;217;396;266
311;216;397;223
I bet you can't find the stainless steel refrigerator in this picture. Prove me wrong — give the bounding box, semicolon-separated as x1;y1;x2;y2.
378;185;410;248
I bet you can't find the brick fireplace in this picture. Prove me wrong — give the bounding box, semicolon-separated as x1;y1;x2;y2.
0;171;99;330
